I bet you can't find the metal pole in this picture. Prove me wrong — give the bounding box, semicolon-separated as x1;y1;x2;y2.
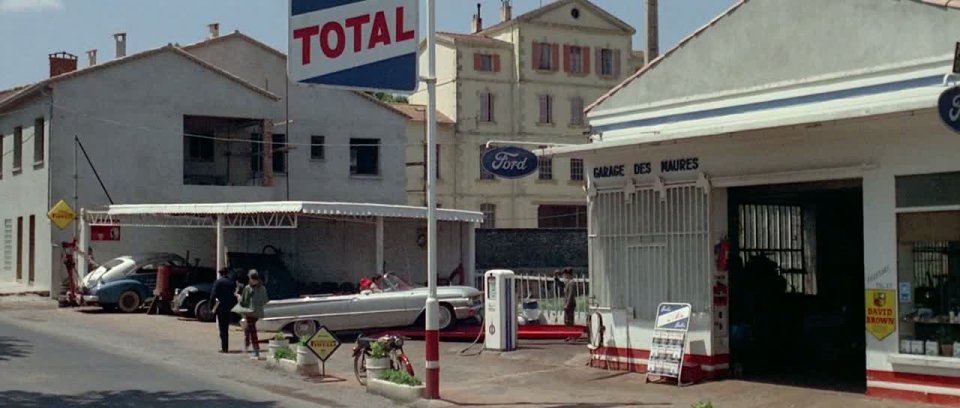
216;214;224;273
425;0;440;399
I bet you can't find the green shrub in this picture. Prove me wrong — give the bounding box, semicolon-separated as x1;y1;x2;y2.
692;401;713;408
298;337;309;347
381;369;422;386
272;332;287;342
369;340;388;359
273;345;296;361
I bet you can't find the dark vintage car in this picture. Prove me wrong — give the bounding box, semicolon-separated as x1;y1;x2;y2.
172;249;299;322
80;253;215;313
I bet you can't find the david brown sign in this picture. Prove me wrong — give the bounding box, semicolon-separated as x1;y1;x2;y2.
481;146;539;179
289;0;418;92
865;289;896;341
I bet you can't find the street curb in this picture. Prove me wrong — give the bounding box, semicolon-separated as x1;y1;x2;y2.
0;291;51;298
407;398;457;407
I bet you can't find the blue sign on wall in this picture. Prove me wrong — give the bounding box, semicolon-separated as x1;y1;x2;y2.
655;303;692;331
481;146;539;179
938;86;960;133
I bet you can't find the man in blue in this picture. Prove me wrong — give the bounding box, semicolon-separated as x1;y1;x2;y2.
210;268;237;353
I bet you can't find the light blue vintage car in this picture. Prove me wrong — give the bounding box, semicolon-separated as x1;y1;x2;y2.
80;253;189;313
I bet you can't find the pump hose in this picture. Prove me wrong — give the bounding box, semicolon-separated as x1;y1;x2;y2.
458;316;486;356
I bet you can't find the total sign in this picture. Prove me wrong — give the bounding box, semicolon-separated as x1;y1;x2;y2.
289;0;419;92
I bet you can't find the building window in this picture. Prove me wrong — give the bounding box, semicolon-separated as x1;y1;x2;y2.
538;205;587;229
570;97;585;126
538;95;553;124
565;46;590;74
480;92;495;123
475;53;499;72
310;136;325;161
188;136;215;162
350;138;380;176
12;127;22;171
534;42;557;71
599;48;620;77
480;204;496;229
538;145;552;180
272;134;287;174
570;158;584;181
33;118;44;165
479;144;495;180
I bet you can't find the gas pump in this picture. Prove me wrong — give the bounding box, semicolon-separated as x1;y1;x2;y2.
484;270;518;351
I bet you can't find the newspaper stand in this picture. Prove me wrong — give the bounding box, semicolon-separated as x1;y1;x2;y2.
645;302;692;387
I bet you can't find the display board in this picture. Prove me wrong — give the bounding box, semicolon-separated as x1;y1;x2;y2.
645;302;692;387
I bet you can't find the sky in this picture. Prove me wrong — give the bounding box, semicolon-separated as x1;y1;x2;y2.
0;0;737;90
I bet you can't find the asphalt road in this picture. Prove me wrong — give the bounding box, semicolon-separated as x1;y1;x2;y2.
0;318;313;408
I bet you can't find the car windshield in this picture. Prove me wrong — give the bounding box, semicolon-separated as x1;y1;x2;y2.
381;273;419;292
83;258;127;284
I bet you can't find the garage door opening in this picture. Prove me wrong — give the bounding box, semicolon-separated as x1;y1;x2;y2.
727;180;865;392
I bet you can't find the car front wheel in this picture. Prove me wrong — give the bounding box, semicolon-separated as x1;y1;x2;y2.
117;291;142;313
194;300;215;322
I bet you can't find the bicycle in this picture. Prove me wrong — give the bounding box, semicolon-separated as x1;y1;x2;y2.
352;334;414;386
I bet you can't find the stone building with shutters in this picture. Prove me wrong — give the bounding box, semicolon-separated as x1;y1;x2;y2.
406;0;644;228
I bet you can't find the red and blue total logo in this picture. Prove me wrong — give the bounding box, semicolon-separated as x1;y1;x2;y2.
289;0;419;92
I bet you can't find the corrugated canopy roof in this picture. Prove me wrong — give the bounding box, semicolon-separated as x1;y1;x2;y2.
102;201;483;223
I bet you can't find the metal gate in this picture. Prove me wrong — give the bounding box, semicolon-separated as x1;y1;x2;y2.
590;183;711;320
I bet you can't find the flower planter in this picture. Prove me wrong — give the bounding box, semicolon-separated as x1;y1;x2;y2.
268;357;299;375
367;378;426;403
365;356;391;380
296;345;320;377
267;339;289;359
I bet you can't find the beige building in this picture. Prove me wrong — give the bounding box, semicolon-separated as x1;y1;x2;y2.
407;0;643;228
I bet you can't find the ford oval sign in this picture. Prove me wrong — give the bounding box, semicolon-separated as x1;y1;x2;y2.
938;86;960;133
481;146;538;179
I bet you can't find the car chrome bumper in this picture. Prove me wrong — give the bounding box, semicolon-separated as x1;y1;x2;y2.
82;295;99;303
454;304;481;320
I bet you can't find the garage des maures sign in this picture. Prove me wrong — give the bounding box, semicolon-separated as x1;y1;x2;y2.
592;157;701;179
289;0;418;92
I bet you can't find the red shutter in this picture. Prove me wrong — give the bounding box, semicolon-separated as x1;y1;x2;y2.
532;42;540;70
493;54;501;72
474;53;482;71
551;43;560;71
614;49;622;77
563;45;571;73
582;47;591;75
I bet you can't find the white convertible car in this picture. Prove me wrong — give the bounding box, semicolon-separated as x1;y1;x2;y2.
256;273;483;338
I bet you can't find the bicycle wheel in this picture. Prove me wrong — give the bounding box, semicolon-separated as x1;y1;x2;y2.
354;353;368;386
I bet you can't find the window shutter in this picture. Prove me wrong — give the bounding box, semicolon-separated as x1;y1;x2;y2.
596;48;602;75
532;42;540;70
539;95;547;123
551;43;560;71
563;45;571;73
614;49;622;77
493;54;501;72
474;53;482;71
582;47;591;75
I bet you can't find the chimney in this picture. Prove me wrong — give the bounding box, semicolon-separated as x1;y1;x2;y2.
113;32;127;58
645;0;659;63
87;49;97;66
500;0;512;22
472;3;483;33
49;52;79;77
208;23;220;39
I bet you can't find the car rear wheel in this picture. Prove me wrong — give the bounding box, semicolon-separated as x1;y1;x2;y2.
117;291;142;313
290;320;318;340
194;300;215;322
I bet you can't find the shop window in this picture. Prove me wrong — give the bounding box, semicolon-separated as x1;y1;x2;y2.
897;211;960;356
480;203;496;229
350;138;380;176
538;205;587;229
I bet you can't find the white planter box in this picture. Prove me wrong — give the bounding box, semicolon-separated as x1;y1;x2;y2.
367;378;426;403
268;357;299;374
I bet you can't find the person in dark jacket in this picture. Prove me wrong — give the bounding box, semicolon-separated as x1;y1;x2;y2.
210;268;238;353
556;267;577;326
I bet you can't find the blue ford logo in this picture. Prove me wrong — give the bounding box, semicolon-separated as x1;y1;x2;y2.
481;146;538;179
938;86;960;133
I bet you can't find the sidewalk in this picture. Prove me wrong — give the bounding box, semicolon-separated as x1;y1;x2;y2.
0;281;49;297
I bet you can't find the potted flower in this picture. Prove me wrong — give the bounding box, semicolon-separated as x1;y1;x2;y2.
270;344;298;372
365;340;391;380
268;332;289;360
296;337;320;376
367;369;425;403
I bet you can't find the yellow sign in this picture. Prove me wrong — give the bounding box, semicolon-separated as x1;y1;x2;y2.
47;200;76;230
866;289;896;341
306;326;341;362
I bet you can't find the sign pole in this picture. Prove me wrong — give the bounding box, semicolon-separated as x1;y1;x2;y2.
424;0;440;400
